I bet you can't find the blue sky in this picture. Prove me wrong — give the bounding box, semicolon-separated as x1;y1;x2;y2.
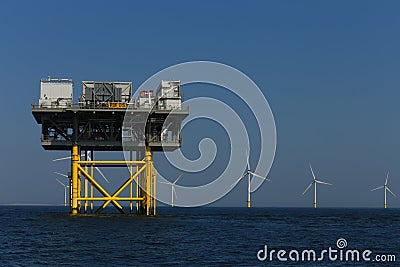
0;1;400;207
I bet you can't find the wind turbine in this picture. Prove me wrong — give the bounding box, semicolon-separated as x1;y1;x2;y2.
53;154;110;183
56;178;70;207
160;174;182;207
302;164;332;208
371;172;396;208
231;150;271;208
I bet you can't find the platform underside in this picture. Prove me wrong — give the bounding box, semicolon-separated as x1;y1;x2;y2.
32;107;189;151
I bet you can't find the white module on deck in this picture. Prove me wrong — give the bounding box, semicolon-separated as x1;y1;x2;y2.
156;80;182;110
39;77;73;108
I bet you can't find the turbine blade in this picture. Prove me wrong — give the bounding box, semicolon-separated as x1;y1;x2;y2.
56;178;66;187
173;174;183;185
246;149;250;170
162;122;173;136
385;171;389;186
173;187;177;199
230;174;246;188
386;187;397;197
95;167;110;183
86;154;110;184
316;180;332;186
254;176;272;182
248;171;271;182
371;185;384;191
302;182;313;195
52;156;72;162
54;172;69;178
309;163;316;181
159;181;172;185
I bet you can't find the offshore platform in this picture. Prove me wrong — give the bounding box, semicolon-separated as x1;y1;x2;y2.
32;77;188;215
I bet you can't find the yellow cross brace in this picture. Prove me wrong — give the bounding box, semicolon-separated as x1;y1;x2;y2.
70;145;155;215
95;164;147;214
77;165;126;214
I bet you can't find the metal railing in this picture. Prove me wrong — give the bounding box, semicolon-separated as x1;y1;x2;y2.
32;102;189;111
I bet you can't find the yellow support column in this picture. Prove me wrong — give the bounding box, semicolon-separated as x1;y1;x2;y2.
90;158;94;213
153;167;156;215
71;145;80;214
144;147;153;215
135;163;139;214
84;151;88;213
78;175;81;211
129;163;133;214
129;151;133;214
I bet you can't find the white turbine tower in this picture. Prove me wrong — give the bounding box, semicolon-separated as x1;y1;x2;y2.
56;178;70;207
231;150;271;208
371;172;396;208
160;174;182;207
302;164;332;208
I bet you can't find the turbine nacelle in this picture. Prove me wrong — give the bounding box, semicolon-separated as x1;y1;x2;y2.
302;163;332;208
160;174;182;207
371;171;397;208
230;149;271;208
